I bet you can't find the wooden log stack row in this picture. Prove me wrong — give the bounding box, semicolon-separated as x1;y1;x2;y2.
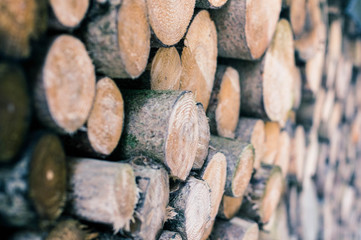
1;0;361;239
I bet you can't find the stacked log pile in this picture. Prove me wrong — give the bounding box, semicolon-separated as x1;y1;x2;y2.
1;0;361;239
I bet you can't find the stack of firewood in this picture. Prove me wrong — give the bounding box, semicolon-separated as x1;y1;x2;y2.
1;0;361;239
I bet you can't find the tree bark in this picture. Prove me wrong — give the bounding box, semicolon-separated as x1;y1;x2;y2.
196;0;228;9
33;35;96;134
67;158;138;232
116;90;199;180
210;0;282;60
164;176;211;240
209;136;254;197
179;10;218;110
0;63;31;163
158;231;182;240
84;0;150;79
207;65;241;138
0;132;66;227
235;118;265;170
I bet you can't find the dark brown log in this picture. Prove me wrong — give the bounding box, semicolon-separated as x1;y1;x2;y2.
210;135;254;197
117;90;199;180
210;218;259;240
0;0;47;58
235;118;265;170
150;47;182;90
221;20;294;124
207;65;240;138
48;0;89;29
85;0;150;78
0;132;66;227
164;176;211;240
34;35;96;134
180;10;217;110
217;195;243;220
193;103;210;170
65;77;124;157
263;122;280;165
239;164;283;224
67;158;138;232
147;0;195;46
0;63;31;163
210;0;282;60
127;157;169;240
196;0;228;8
158;231;182;240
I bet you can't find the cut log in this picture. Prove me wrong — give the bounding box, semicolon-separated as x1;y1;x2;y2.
147;0;195;46
49;0;89;29
325;19;342;88
263;122;281;165
239;164;283;224
0;64;31;163
290;0;307;38
207;65;240;138
210;218;259;240
193;103;210;170
117;90;199;180
288;125;306;183
150;47;182;90
159;231;182;240
65;77;124;157
217;195;243;220
210;0;282;60
0;0;47;58
235;118;265;170
335;56;353;100
274;131;291;178
210;136;255;197
299;180;319;240
294;0;326;61
303;130;319;180
67;158;138;232
199;150;227;221
318;102;342;140
179;10;217;110
292;67;302;110
343;37;361;68
260;201;290;240
164;176;211;240
127;157;169;240
344;87;356;122
34;35;96;134
221;19;294;124
46;219;97;240
85;0;150;78
196;0;228;9
0;132;66;227
304;41;325;94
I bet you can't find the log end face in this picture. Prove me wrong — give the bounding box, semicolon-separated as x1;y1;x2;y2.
28;133;66;222
245;0;282;59
218;195;243;219
201;152;227;220
113;163;138;232
87;77;124;155
193;103;210;169
41;35;95;133
239;219;259;240
49;0;89;28
147;0;196;45
251;120;265;170
232;144;255;197
215;66;240;138
166;92;199;180
151;47;182;90
118;0;150;78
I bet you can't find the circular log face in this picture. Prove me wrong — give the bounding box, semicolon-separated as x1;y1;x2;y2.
165;92;199;180
118;0;150;78
232;145;254;197
50;0;89;28
87;77;124;155
28;134;66;221
147;0;195;45
43;35;95;133
245;0;282;59
251;120;265;169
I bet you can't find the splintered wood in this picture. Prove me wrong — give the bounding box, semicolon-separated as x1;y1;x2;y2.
2;0;361;239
